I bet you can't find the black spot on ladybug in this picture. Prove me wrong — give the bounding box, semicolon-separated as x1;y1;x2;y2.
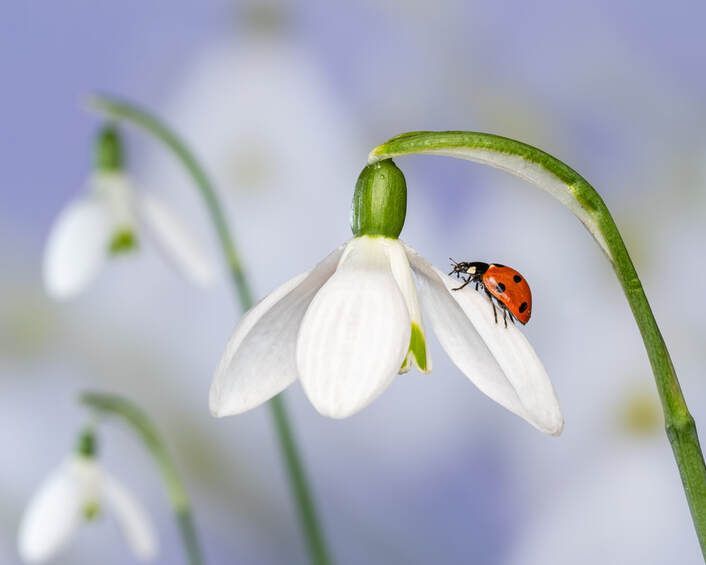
519;302;528;313
496;282;506;293
513;275;522;283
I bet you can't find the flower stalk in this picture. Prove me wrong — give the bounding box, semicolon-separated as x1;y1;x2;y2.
370;131;706;559
81;392;202;565
89;95;332;565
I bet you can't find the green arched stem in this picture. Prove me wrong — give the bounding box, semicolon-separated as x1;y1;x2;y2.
370;131;706;559
81;392;203;565
89;95;332;565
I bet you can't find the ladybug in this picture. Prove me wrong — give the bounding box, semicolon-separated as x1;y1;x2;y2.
448;260;532;327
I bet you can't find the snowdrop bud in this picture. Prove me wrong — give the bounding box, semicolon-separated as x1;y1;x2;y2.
94;124;124;172
350;159;407;238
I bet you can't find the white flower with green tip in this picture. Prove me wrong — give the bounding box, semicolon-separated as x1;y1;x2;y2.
210;160;562;434
43;126;214;300
18;434;157;563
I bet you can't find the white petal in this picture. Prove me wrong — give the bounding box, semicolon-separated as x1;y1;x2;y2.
297;237;411;418
18;458;99;563
387;239;431;372
408;252;524;415
386;240;423;324
439;270;563;434
102;474;158;561
407;247;562;434
43;196;111;300
210;247;343;416
138;192;216;287
93;173;138;230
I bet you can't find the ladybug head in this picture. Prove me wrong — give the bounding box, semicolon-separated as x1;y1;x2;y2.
448;259;489;278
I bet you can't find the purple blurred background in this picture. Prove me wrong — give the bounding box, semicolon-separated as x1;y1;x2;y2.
3;1;706;563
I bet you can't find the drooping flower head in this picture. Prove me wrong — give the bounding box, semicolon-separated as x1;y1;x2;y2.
43;125;214;300
211;160;562;434
18;429;157;563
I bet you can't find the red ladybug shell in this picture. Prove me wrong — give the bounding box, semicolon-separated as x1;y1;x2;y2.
481;264;532;324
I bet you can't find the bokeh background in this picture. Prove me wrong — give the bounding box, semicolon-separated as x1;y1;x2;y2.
4;1;706;563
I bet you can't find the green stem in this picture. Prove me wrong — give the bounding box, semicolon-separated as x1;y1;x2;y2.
80;392;203;565
90;94;332;565
269;395;332;565
370;131;706;559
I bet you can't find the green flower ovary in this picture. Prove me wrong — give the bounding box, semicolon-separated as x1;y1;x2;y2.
350;160;407;238
95;125;124;172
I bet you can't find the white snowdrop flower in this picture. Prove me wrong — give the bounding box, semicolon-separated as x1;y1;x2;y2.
210;160;563;433
18;433;157;563
43;126;214;300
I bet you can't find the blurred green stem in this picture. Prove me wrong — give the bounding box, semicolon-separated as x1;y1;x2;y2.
90;94;332;565
80;392;203;565
370;131;706;560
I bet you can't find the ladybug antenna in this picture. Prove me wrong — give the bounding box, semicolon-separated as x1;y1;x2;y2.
448;258;459;276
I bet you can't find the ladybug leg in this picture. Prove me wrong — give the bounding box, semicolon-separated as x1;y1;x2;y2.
452;277;471;291
484;288;498;323
509;312;516;326
503;307;508;328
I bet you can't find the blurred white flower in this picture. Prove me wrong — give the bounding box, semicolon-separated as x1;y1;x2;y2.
43;172;214;300
210;235;562;433
18;454;157;563
508;435;701;565
143;30;365;289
